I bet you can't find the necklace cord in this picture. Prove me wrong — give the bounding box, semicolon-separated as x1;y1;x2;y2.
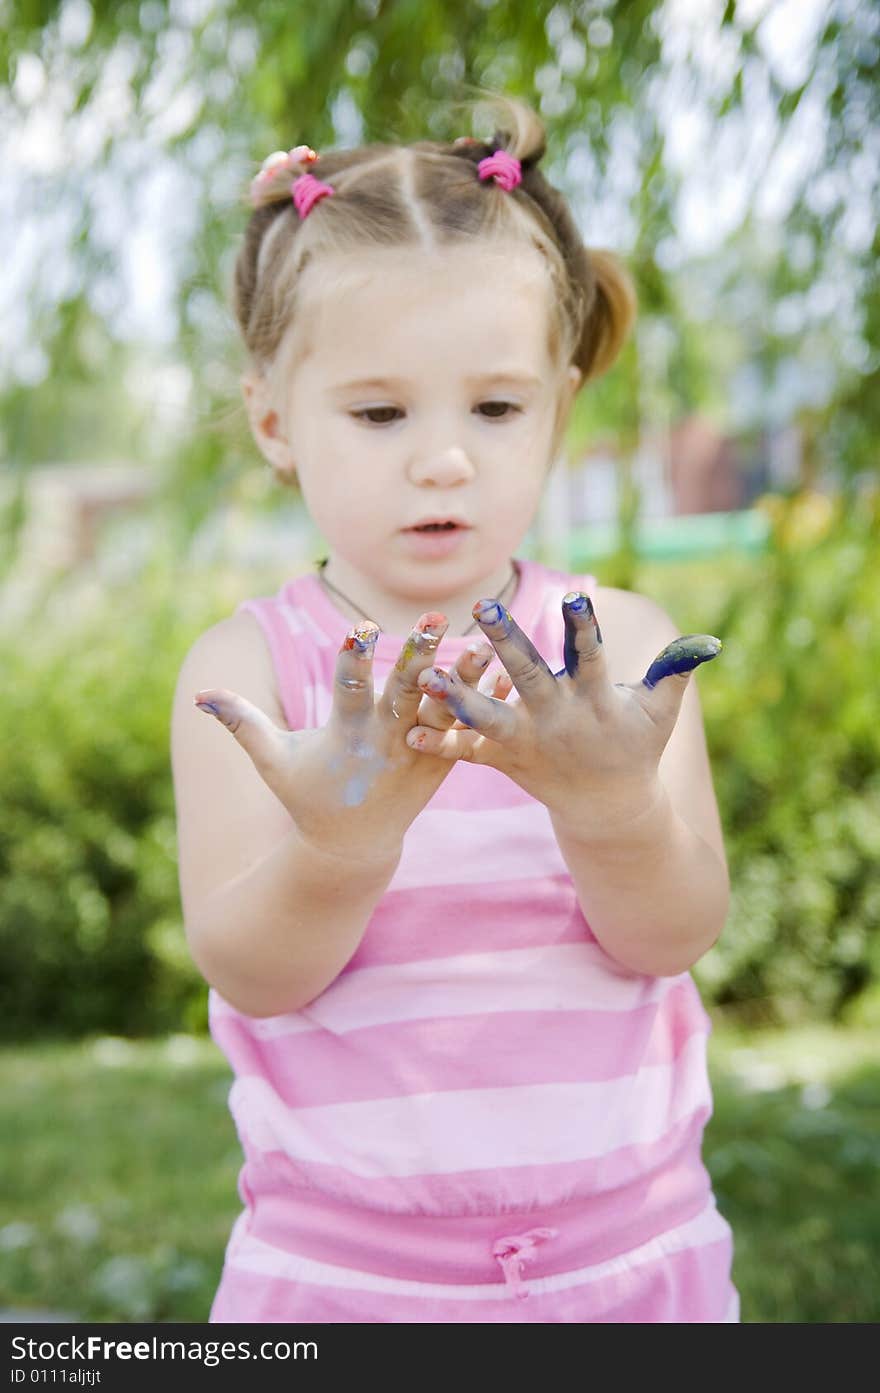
315;558;519;638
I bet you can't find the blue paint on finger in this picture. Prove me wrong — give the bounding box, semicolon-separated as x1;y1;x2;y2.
421;667;477;728
444;688;476;728
472;598;555;686
561;591;602;677
642;635;723;689
472;597;512;631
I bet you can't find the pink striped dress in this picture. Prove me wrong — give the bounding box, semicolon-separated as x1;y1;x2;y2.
207;556;739;1323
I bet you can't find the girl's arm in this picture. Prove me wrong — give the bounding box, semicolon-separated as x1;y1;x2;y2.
548;588;730;977
173;606;498;1016
407;585;730;979
172;617;403;1017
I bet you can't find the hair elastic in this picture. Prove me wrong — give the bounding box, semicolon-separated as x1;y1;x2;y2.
477;149;522;191
249;144;336;217
251;138;522;218
291;172;336;218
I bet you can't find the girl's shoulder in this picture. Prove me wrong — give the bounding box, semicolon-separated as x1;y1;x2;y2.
590;583;679;686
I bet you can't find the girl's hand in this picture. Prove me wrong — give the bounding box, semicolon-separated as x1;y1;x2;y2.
413;640;514;733
405;592;722;834
193;613;503;867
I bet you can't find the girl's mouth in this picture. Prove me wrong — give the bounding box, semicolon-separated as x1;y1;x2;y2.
402;521;471;556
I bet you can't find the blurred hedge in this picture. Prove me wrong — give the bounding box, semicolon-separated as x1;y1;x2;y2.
1;491;878;1040
691;488;880;1027
0;551;224;1042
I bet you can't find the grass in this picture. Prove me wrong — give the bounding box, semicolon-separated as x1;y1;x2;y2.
1;1019;878;1323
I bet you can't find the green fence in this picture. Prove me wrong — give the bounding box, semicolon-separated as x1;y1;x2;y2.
567;508;771;566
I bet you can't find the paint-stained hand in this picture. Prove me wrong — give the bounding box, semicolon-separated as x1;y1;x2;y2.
406;591;721;829
414;640;514;733
192;612;497;867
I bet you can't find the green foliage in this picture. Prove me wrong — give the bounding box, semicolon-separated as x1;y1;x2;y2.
0;549;222;1042
680;490;880;1025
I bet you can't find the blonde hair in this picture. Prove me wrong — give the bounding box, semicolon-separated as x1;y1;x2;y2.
233;90;636;475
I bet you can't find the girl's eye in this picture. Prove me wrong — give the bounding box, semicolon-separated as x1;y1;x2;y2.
352;401;521;426
354;407;401;425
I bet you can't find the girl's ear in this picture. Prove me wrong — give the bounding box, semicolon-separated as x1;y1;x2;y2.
548;364;584;463
241;373;297;479
566;364;583;404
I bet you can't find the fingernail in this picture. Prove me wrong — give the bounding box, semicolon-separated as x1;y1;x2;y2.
420;667;447;693
472;598;511;628
416;611;449;640
342;622;380;656
466;642;492;669
562;590;594;617
194;697;222;718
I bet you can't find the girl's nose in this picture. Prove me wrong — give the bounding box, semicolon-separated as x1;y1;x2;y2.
407;444;475;487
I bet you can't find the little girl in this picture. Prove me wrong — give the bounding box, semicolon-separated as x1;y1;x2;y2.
171;92;738;1323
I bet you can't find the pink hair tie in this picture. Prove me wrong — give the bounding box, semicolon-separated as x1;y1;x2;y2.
249;144;335;218
477;149;522;192
291;172;335;219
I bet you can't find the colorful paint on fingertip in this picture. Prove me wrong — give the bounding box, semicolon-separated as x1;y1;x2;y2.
394;615;447;672
417;611;448;637
472;597;511;630
342;621;380;656
420;666;448;695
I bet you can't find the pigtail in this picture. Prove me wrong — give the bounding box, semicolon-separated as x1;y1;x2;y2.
444;88;547;171
578;248;638;382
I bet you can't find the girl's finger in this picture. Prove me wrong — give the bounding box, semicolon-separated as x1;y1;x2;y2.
446;667;512;728
328;621;381;725
416;663;518;743
416;641;494;731
561;591;612;695
193;688;289;787
636;635;723;726
470;596;557;711
492;671;514;701
376;612;448;727
406;723;488;763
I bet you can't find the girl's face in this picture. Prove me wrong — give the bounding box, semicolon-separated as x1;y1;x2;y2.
245;245;581;629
